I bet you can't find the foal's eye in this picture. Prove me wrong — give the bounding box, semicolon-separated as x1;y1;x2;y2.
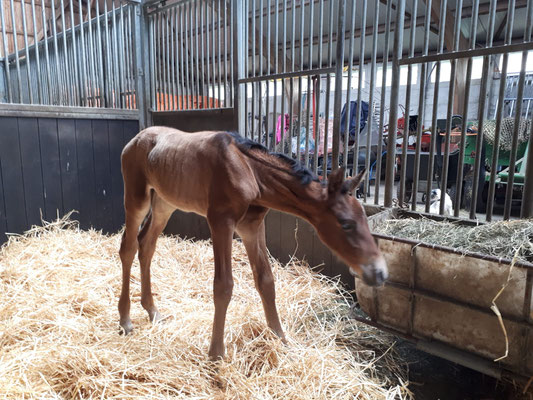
341;223;354;232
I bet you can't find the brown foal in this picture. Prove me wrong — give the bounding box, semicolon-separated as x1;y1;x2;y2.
118;127;388;360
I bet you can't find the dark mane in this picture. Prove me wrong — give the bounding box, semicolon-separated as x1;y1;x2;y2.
227;131;319;185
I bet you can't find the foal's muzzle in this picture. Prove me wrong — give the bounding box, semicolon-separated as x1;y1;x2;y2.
356;256;389;286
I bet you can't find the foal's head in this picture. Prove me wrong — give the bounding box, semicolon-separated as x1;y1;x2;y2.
313;168;388;286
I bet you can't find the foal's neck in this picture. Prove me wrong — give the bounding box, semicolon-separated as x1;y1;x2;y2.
255;166;325;222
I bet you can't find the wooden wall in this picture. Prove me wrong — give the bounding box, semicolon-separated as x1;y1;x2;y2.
0;116;139;243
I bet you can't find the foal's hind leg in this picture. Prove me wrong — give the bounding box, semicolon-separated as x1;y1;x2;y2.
137;193;174;324
119;194;151;335
236;206;285;341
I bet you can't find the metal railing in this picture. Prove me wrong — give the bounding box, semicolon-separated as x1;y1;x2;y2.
145;0;234;111
0;0;138;109
233;0;533;220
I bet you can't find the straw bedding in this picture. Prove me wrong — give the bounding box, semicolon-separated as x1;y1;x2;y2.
0;216;411;399
374;217;533;263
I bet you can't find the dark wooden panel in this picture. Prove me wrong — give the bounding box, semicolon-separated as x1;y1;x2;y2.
165;210;210;240
152;109;236;132
0;117;27;234
38;118;64;221
279;213;298;264
292;217;315;266
108;120;125;231
265;210;281;256
122;120;139;145
0;156;7;243
18;118;45;227
57;119;80;218
0;156;7;245
311;232;333;276
75;119;96;230
92;120;114;233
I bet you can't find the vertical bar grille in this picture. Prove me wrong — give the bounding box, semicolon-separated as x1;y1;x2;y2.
0;0;137;109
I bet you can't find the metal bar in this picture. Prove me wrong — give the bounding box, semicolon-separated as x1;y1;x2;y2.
199;2;204;109
280;0;288;153
323;75;331;179
88;0;99;106
454;0;482;216
321;0;334;179
273;0;279;151
267;0;271;75
155;11;161;110
166;9;171;110
353;0;367;176
331;0;346;171
205;0;210;108
504;0;533;219
104;0;113;107
364;0;380;201
217;0;222;106
149;15;155;110
9;0;23;102
69;0;80;105
1;0;12;102
250;0;255;138
163;8;169;110
195;1;200;108
486;80;509;218
487;0;517;218
78;0;87;105
374;0;392;203
258;0;268;143
177;6;184;110
312;77;320;173
229;3;232;107
522;115;533;217
425;0;448;212
305;0;312;161
439;0;463;215
400;0;417;207
239;66;336;83
222;0;227;108
413;0;431;210
384;0;405;206
20;0;33;104
97;0;106;106
170;6;175;109
296;76;302;161
343;0;356;172
127;6;135;108
184;4;191;109
112;0;121;107
304;76;311;167
399;42;533;66
503;52;528;219
210;1;215;108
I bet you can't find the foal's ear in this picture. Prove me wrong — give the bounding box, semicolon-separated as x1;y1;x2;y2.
342;169;366;194
328;167;346;195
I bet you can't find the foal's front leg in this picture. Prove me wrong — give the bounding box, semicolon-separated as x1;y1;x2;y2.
207;215;235;360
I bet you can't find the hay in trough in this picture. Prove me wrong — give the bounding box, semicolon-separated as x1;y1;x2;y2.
374;217;533;263
0;216;411;399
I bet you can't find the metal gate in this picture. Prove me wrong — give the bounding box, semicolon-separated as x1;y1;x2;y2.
2;0;533;221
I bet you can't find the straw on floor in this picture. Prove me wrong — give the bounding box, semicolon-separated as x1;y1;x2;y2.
0;216;411;399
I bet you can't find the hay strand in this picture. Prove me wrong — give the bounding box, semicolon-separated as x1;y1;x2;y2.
0;216;411;399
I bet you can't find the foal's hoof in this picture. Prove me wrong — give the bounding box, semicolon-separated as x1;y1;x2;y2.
119;320;134;335
148;309;165;325
208;345;225;361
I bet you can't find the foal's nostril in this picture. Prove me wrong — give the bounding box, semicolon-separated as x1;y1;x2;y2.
361;257;388;287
